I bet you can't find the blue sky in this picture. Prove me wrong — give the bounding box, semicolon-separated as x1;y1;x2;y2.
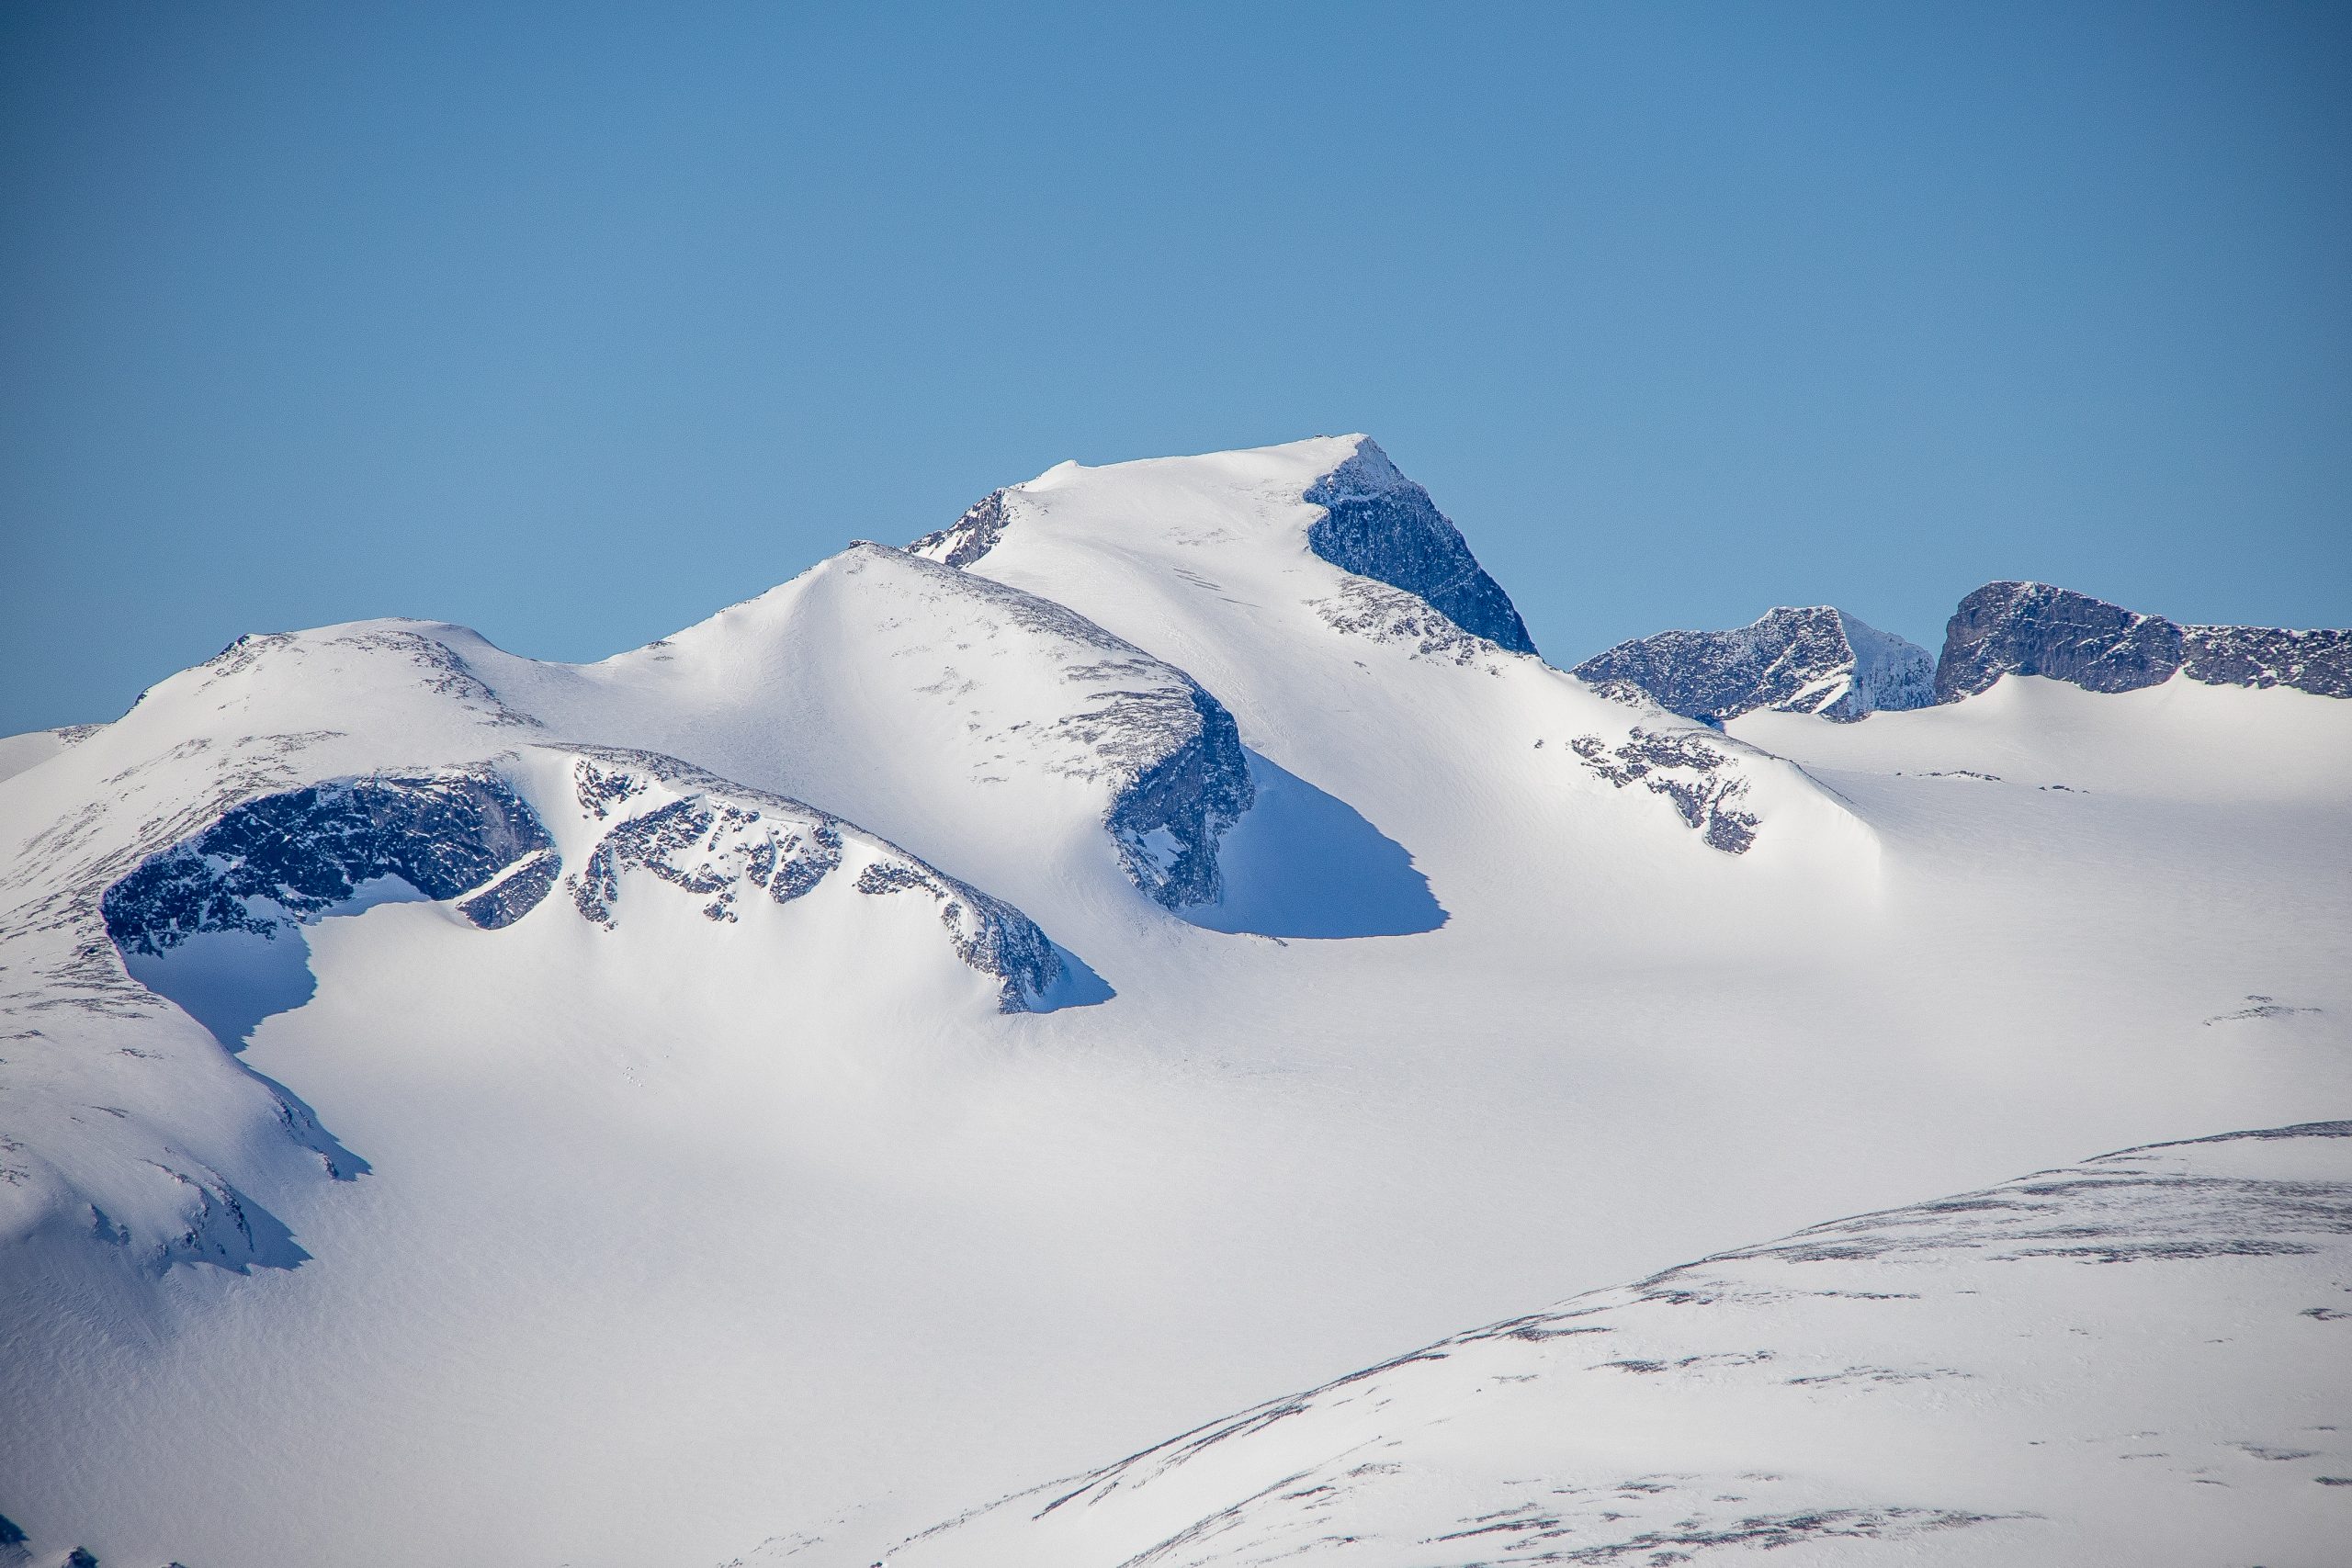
5;1;2346;733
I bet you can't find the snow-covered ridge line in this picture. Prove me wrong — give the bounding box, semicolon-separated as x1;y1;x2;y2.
826;544;1253;910
101;747;1072;1017
910;435;1537;660
870;1120;2352;1568
1574;606;1935;725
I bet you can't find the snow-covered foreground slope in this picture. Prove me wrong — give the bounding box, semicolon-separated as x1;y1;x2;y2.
875;1121;2352;1568
0;437;2344;1568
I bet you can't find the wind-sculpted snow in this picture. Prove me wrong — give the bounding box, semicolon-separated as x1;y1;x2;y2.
1304;441;1537;655
674;543;1254;911
874;1122;2352;1568
1936;581;2351;702
1575;607;1935;724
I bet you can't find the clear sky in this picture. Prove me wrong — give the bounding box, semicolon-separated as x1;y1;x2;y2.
5;1;2347;734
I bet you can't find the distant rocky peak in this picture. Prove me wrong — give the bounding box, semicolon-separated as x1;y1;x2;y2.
1572;606;1935;725
907;488;1014;569
1936;581;2350;702
1303;440;1539;656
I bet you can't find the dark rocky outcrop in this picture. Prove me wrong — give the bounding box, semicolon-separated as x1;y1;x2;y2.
1102;686;1254;910
1936;581;2350;703
906;489;1013;568
1575;607;1934;724
102;772;558;957
1304;442;1538;656
557;750;1065;1012
1568;729;1761;852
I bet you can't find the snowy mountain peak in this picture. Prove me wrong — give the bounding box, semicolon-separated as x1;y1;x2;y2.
1574;605;1936;724
1302;437;1538;655
910;434;1537;657
1937;580;2352;702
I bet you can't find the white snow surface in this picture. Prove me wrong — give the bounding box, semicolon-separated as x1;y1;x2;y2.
0;436;2345;1568
0;724;98;785
874;1120;2352;1568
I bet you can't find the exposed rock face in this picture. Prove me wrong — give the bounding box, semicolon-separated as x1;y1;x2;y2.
1568;728;1761;852
102;773;559;955
906;489;1012;568
1304;441;1538;655
1575;607;1934;724
1102;686;1253;910
1936;581;2351;702
558;750;1063;1012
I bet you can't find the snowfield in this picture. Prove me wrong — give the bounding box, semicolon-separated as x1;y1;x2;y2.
0;436;2343;1568
874;1121;2352;1568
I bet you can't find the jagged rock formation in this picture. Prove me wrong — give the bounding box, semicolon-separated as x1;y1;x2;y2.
1575;606;1935;724
871;1121;2352;1568
1936;581;2351;702
1302;440;1538;655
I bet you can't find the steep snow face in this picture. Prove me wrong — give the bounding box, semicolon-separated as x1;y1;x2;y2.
1936;581;2351;702
1573;606;1936;724
910;435;1867;873
472;542;1255;915
873;1121;2352;1568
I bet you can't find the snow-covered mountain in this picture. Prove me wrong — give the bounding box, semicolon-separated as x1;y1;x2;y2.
872;1120;2352;1568
0;436;2344;1568
1572;606;1936;723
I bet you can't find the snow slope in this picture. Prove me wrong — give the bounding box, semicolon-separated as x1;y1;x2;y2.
873;1120;2352;1568
0;724;99;785
0;437;2344;1568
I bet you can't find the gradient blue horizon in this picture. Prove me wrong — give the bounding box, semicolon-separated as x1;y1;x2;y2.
4;1;2347;734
